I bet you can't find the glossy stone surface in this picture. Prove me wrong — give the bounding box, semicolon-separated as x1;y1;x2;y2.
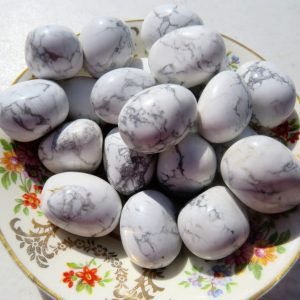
38;119;103;173
178;186;250;260
120;190;181;269
41;172;122;237
118;84;197;154
141;3;203;49
148;25;225;88
0;79;68;142
81;17;134;77
91;68;155;124
157;132;216;194
221;135;300;213
197;71;252;143
237;61;296;128
25;25;83;79
104;127;156;195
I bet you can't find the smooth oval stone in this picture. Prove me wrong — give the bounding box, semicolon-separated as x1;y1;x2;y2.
157;132;216;194
197;71;252;143
0;79;69;142
120;190;182;269
237;61;296;128
38;119;103;173
148;25;225;88
141;3;203;49
91;68;156;124
104;127;156;195
178;186;250;260
41;172;122;237
118;84;197;154
221;135;300;213
25;25;83;80
81;17;134;77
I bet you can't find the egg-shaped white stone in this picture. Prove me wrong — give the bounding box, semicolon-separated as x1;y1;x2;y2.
221;135;300;213
141;4;203;50
91;68;156;124
178;186;250;260
148;25;225;88
25;25;83;80
81;17;134;78
0;79;69;142
118;84;197;154
120;190;182;269
157;132;216;193
237;61;296;128
41;172;122;237
197;71;252;143
104;127;156;195
38;119;103;173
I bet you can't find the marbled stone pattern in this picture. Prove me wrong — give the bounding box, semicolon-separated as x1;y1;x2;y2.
118;84;197;154
197;70;252;143
221;135;300;213
104;127;156;195
38;119;103;173
120;190;182;269
25;24;83;80
41;172;122;237
59;76;103;123
0;79;69;142
91;68;156;124
148;25;226;88
141;3;203;50
237;60;296;128
178;185;250;260
81;17;134;78
157;132;216;194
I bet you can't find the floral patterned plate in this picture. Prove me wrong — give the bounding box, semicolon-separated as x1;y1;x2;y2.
0;20;300;300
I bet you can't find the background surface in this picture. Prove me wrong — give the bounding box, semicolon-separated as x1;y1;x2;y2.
0;0;299;299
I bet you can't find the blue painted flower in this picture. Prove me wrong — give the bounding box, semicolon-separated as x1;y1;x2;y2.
208;288;223;298
231;54;240;64
211;265;232;286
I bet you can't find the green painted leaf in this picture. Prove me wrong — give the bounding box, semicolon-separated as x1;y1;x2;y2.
226;50;232;56
71;275;78;281
102;278;113;283
15;198;23;204
19;185;27;193
76;282;85;292
252;263;262;280
184;282;189;288
276;245;286;254
36;211;44;217
1;172;11;189
268;232;278;244
23;206;29;216
0;167;6;173
202;284;211;290
98;281;105;287
226;283;232;293
14;204;22;214
92;259;97;266
67;262;84;269
0;139;13;151
11;172;17;184
230;282;238;286
192;265;202;273
85;284;93;294
26;179;32;192
179;281;187;286
276;230;290;245
184;271;192;276
104;271;110;278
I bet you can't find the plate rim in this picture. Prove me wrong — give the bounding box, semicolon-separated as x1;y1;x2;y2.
1;19;300;300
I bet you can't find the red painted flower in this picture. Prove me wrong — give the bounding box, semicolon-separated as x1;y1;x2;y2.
76;266;101;287
34;184;43;194
271;121;289;140
63;270;75;288
22;192;41;209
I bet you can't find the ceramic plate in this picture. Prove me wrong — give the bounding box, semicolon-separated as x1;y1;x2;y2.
0;20;300;300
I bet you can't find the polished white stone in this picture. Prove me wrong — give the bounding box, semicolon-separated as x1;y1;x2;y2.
141;3;203;49
221;135;300;213
81;17;134;77
120;190;181;269
0;79;69;142
178;185;250;260
25;25;83;80
148;25;225;88
237;61;296;128
38;119;103;173
197;70;252;143
91;68;155;124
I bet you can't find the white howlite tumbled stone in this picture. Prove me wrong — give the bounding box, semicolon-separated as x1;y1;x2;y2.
81;17;134;78
38;119;103;173
25;25;83;80
120;190;182;269
118;84;197;154
197;71;252;143
237;61;296;128
41;172;122;237
0;79;69;142
178;186;250;260
221;135;300;213
157;132;216;194
141;3;203;49
148;25;226;88
91;68;156;124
